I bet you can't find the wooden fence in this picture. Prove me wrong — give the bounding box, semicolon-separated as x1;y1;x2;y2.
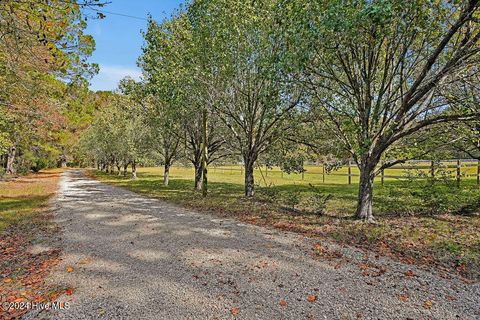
209;159;480;185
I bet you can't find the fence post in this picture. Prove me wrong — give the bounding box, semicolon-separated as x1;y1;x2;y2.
348;160;352;185
430;160;435;181
302;170;304;180
456;159;461;187
477;160;480;185
322;164;325;183
381;162;385;186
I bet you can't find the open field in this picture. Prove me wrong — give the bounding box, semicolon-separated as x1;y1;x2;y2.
92;165;480;279
207;162;480;185
128;164;480;215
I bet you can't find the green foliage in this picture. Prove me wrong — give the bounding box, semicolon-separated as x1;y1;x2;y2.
31;158;49;173
257;183;280;203
280;157;306;174
0;1;99;174
324;160;344;174
283;190;301;211
304;184;332;215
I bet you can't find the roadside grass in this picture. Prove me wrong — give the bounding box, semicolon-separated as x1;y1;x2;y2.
0;170;62;232
0;169;67;319
91;166;480;279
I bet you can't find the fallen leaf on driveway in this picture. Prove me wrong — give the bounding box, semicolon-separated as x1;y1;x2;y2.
404;270;415;277
279;300;287;307
423;299;433;309
398;294;409;302
66;266;74;273
66;288;74;296
3;278;12;283
307;295;317;302
79;258;92;265
231;307;240;316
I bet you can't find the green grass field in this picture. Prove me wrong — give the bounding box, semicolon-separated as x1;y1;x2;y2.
165;162;479;186
128;164;480;215
92;164;480;279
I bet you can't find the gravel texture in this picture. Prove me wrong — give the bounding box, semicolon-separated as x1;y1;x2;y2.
29;170;479;319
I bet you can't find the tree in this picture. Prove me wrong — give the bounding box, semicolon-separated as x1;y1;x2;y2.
290;0;480;221
79;88;148;179
189;0;303;197
442;73;480;159
0;0;100;174
140;13;227;191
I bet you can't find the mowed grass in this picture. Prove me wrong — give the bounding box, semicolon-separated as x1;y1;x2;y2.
92;165;480;279
0;169;63;231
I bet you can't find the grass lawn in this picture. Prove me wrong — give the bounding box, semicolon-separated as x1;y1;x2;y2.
91;165;480;280
0;169;68;319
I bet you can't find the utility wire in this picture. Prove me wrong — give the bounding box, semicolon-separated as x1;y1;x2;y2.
85;7;149;21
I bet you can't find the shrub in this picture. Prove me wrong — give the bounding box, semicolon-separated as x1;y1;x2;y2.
283;191;300;211
31;157;49;173
304;184;332;215
256;183;280;203
401;163;457;215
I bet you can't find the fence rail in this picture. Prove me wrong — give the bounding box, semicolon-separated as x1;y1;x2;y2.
207;159;480;185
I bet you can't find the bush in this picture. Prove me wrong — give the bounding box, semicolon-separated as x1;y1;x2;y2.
256;183;280;203
406;164;455;215
412;186;451;214
31;157;49;173
304;184;332;215
283;190;300;211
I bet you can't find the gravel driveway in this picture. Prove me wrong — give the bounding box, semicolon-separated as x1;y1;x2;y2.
29;170;479;319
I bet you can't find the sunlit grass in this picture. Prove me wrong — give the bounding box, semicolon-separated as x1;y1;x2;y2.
0;169;63;231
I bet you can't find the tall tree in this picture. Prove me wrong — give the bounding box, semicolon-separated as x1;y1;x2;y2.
140;13;226;191
291;0;480;221
189;0;302;197
0;0;99;174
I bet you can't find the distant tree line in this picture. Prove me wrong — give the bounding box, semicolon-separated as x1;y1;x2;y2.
0;1;106;175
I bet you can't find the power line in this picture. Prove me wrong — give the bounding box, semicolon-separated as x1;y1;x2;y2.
86;7;149;21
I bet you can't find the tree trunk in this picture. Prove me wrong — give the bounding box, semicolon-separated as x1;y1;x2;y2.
6;145;16;175
163;163;170;186
132;159;137;179
110;158;115;174
116;161;121;176
59;155;67;168
244;157;255;197
201;108;208;197
194;162;202;190
355;162;376;223
123;162;128;177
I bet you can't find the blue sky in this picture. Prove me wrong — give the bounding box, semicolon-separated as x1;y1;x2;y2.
84;0;185;91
